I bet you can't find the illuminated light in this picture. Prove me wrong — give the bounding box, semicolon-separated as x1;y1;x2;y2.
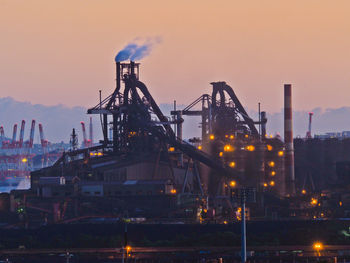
313;242;324;251
270;134;273;138
246;145;255;152
310;198;318;205
245;134;249;138
223;220;228;224
21;158;28;163
267;145;273;151
301;189;307;195
278;151;284;157
339;201;343;206
230;135;235;140
197;145;203;150
224;144;234;152
168;147;175;152
320;212;324;217
209;134;215;140
268;161;275;167
269;181;275;186
229;180;236;188
271;171;276;176
90;152;94;156
229;162;236;168
263;183;268;187
170;189;177;194
313;215;317;219
97;152;103;156
203;209;208;213
318;203;321;207
219;152;223;157
225;135;229;138
126;246;132;252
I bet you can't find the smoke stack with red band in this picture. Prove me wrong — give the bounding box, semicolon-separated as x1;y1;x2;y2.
284;84;296;196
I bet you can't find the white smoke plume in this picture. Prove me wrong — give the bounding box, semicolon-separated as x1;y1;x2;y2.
115;37;161;62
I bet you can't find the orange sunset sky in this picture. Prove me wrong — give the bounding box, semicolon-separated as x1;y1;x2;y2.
1;0;350;113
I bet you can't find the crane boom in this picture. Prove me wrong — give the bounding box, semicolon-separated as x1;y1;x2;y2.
38;123;47;147
0;126;4;140
19;120;25;148
306;112;313;139
28;119;36;148
12;124;18;144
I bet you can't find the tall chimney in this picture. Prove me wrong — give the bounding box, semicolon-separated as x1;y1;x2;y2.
116;62;121;92
284;84;296;196
260;111;267;139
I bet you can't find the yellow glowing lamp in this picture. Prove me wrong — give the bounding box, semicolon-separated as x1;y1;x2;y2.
126;245;132;252
301;189;306;195
225;135;228;138
197;145;203;150
263;183;268;187
219;152;223;157
267;145;273;151
168;147;175;152
229;180;236;187
170;189;177;194
229;161;236;168
270;134;273;138
22;158;28;163
245;134;249;138
278;151;284;157
230;135;234;140
268;161;275;167
313;242;323;250
246;145;255;152
209;134;215;140
311;198;318;205
339;201;343;206
224;144;234;152
90;152;94;156
271;171;276;176
269;181;275;186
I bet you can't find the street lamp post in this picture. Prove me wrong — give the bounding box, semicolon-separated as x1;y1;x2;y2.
234;188;255;263
241;192;247;263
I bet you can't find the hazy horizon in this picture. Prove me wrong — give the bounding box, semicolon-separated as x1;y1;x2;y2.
1;96;350;143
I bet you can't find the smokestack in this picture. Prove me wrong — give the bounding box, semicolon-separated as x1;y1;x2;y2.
130;60;135;76
116;62;121;92
284;84;295;196
260;111;267;139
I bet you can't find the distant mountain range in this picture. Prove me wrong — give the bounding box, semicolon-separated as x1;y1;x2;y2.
0;97;349;143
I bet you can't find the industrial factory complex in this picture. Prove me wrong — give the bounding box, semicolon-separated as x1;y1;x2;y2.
2;59;350;227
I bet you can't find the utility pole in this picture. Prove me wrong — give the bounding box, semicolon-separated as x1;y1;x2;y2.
241;191;247;263
235;188;255;263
